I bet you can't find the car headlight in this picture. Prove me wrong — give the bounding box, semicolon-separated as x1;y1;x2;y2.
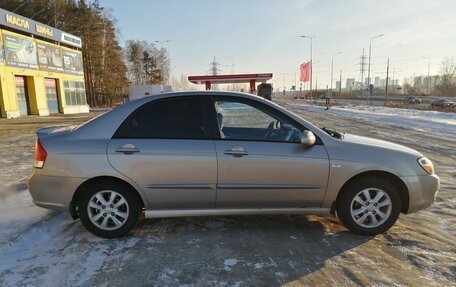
418;157;434;174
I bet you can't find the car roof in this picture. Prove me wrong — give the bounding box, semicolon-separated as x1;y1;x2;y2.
128;90;267;106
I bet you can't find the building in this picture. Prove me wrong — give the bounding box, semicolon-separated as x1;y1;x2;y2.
0;8;88;118
345;78;355;90
128;85;172;101
374;76;380;87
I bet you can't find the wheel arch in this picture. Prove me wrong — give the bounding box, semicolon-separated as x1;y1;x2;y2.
70;176;146;219
331;170;409;215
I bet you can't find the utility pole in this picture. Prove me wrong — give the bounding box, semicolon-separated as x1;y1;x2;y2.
331;51;342;91
422;57;430;94
359;49;367;89
367;34;385;105
208;56;221;76
339;70;342;96
385;58;389;100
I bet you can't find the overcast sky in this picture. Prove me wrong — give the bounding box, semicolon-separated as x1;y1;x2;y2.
99;0;456;90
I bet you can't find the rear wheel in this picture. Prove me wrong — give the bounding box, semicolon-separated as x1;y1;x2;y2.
337;177;401;235
79;182;141;238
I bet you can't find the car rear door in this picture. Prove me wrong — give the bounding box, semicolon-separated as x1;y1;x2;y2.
211;96;329;208
107;96;217;209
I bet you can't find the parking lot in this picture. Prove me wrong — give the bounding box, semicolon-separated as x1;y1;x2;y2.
0;104;455;286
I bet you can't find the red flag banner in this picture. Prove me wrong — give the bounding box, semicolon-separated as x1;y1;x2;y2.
300;62;310;82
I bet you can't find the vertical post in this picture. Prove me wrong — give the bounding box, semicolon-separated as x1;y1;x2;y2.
250;80;256;94
339;70;342;95
310;38;313;102
427;58;430;94
385;58;389;101
205;81;211;90
367;34;385;105
330;56;334;91
367;39;372;105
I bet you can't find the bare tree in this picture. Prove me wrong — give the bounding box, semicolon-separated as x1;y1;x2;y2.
434;57;456;97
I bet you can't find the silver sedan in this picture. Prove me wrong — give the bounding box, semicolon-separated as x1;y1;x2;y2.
28;91;439;238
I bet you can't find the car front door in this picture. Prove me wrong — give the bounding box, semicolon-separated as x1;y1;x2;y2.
107;96;217;209
212;96;329;208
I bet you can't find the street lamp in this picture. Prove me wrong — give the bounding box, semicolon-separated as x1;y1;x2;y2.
300;35;314;101
422;56;431;94
367;33;385;105
330;51;343;91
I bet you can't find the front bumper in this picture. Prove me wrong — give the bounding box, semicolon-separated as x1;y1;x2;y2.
401;173;440;214
28;170;86;212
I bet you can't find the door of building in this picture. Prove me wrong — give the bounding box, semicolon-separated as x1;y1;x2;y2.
15;76;30;116
45;78;60;114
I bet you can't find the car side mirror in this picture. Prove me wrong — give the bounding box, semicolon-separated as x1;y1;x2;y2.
301;130;316;146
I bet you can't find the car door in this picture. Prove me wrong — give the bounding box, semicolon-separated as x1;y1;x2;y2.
107;96;217;209
211;96;329;208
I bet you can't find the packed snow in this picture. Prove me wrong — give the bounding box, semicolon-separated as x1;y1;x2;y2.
288;103;456;141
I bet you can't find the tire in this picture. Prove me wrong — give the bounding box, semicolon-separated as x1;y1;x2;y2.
78;181;141;238
336;176;401;236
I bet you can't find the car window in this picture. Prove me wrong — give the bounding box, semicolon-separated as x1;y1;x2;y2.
214;99;302;143
115;97;208;139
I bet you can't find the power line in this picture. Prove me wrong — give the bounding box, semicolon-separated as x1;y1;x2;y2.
12;0;30;13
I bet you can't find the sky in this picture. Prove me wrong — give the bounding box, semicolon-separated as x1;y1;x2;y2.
99;0;456;90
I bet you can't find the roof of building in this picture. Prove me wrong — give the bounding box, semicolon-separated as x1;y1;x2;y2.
188;73;273;84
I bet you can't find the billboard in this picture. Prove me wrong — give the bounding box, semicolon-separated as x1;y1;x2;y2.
0;8;81;48
0;33;4;65
3;32;38;69
63;49;83;75
37;41;64;72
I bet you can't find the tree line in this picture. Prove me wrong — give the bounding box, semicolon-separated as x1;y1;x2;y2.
125;40;170;86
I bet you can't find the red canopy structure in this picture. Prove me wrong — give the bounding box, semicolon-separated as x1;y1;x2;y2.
188;73;273;93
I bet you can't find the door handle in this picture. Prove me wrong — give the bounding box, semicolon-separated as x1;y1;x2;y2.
115;144;140;154
224;147;248;157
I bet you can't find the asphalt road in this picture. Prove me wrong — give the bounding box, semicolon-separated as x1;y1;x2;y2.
0;106;454;287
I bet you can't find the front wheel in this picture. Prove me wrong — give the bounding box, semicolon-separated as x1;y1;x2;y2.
337;177;401;235
78;182;141;238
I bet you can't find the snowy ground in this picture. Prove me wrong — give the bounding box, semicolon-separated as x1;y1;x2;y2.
288;103;456;141
0;107;455;286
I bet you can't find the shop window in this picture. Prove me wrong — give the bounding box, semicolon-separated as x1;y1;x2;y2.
63;80;87;106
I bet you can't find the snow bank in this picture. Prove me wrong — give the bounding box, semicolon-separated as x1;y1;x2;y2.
288;103;456;141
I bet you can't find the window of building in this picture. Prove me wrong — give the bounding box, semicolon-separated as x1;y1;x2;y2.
63;80;87;106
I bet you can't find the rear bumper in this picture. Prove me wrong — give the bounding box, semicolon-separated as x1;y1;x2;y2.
401;174;440;214
28;170;85;212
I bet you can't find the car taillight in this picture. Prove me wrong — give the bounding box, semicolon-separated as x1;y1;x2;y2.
34;139;47;168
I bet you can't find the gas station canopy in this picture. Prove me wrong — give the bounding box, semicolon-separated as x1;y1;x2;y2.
188;73;273;93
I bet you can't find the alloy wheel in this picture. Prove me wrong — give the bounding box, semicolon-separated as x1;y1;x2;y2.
87;190;129;231
350;188;392;228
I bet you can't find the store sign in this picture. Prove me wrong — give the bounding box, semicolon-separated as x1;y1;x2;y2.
5;14;30;29
61;32;82;48
0;8;82;48
36;24;53;37
3;33;38;69
63;49;84;75
37;41;64;72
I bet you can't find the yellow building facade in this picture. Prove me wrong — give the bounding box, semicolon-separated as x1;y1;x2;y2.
0;8;88;118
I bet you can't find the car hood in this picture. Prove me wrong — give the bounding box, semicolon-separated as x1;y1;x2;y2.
341;133;422;157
